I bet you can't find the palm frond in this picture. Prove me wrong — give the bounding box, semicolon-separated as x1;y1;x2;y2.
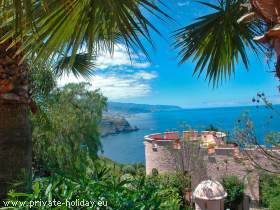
173;0;265;86
0;0;169;72
55;53;96;79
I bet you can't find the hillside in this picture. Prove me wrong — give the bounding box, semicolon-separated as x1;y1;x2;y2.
107;102;183;114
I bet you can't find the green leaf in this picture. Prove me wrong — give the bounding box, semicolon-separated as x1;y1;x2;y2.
173;0;265;86
0;0;170;74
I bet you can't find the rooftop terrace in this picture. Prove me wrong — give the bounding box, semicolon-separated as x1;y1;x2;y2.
144;131;228;149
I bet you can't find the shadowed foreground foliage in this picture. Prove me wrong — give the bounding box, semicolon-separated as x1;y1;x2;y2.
222;176;244;210
260;173;280;210
5;169;183;210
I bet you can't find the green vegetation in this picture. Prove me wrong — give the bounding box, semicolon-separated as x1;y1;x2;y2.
260;174;280;210
222;176;244;210
6;165;183;210
205;124;219;132
264;132;280;146
32;83;107;178
5;154;186;210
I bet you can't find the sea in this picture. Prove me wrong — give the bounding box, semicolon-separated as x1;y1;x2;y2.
101;105;280;164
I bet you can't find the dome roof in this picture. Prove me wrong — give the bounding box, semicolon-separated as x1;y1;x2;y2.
193;180;227;200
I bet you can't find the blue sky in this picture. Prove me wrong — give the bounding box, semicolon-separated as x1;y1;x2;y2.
59;0;280;108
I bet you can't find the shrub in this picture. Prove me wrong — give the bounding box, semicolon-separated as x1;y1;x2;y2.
222;176;244;209
260;173;280;210
122;165;137;175
151;168;159;176
5;165;183;210
205;124;219;132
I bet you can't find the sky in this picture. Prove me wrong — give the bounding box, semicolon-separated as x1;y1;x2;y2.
59;0;280;109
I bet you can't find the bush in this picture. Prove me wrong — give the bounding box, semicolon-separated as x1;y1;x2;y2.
222;176;244;209
5;165;183;210
260;173;280;210
205;124;219;132
122;165;137;175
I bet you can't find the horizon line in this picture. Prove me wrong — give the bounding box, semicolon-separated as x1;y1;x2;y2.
109;101;280;110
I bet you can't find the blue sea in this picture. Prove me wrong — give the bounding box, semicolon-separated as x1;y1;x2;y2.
101;105;280;164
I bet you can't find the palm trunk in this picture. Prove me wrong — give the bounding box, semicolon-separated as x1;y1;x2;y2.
0;101;32;200
0;42;32;200
251;0;280;23
245;0;280;79
274;40;280;79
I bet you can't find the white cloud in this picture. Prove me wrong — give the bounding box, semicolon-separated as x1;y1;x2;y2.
57;44;158;99
91;75;152;99
134;71;158;80
58;70;158;100
177;1;190;7
95;45;150;69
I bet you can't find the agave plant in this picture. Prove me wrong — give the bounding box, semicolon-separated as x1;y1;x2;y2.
0;0;168;199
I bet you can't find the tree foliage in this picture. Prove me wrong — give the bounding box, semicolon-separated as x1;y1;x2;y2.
28;61;57;100
32;83;107;177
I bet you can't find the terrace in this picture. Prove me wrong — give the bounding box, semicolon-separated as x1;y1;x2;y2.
144;131;233;155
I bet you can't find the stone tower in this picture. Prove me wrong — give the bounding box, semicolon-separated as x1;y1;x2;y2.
144;133;180;175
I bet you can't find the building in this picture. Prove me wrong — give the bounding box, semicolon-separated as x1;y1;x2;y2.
144;130;265;209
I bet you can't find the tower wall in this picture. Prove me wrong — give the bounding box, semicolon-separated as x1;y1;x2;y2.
144;140;180;175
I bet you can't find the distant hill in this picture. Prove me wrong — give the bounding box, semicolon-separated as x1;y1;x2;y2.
107;102;183;114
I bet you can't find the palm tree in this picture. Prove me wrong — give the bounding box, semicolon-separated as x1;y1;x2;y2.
173;0;280;85
0;0;168;199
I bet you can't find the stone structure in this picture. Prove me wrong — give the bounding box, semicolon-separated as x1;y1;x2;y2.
144;133;180;174
144;131;226;176
143;131;270;209
193;180;227;210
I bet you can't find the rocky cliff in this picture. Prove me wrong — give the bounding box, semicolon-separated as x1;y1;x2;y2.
100;115;138;137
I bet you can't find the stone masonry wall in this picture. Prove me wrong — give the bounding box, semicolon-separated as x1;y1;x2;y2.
145;140;179;175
